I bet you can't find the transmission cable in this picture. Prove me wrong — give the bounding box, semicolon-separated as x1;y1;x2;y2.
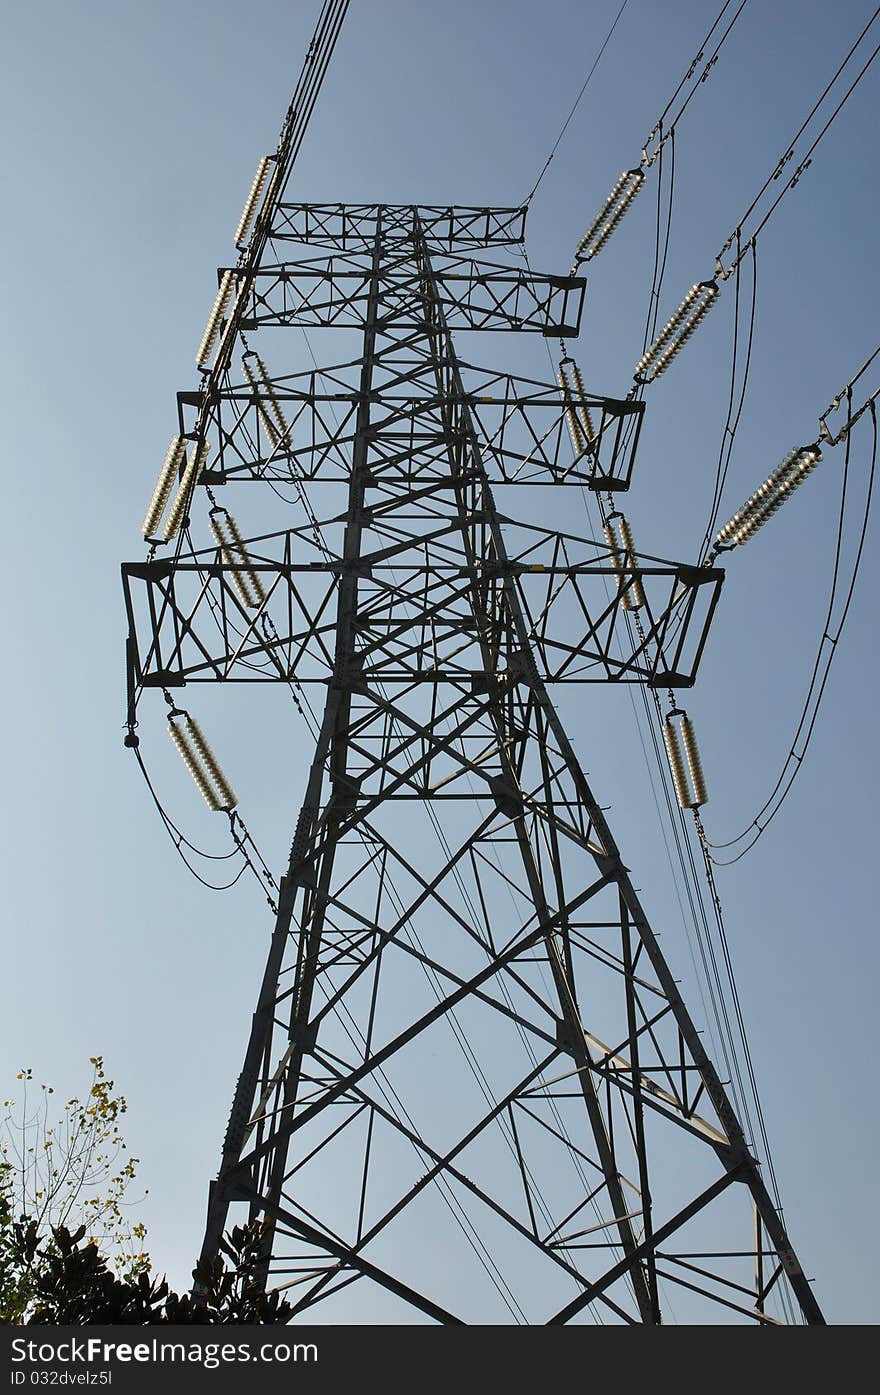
523;0;631;205
717;5;880;278
698;237;758;560
647;0;748;160
630;7;880;385
617;593;798;1323
570;0;747;267
131;745;250;893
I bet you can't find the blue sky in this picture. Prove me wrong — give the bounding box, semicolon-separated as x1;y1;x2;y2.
1;0;878;1322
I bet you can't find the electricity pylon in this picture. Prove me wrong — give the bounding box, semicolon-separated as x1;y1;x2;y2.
123;198;823;1324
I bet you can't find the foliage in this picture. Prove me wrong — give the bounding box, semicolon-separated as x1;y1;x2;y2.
0;1216;292;1324
1;1058;148;1277
0;1063;291;1325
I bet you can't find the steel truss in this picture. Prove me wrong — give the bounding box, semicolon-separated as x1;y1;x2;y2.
125;203;823;1323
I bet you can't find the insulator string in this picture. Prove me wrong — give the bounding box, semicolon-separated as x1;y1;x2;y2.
235;156;272;248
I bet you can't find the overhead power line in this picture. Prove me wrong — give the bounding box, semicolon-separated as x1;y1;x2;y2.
571;0;749;265
715;4;880;279
632;5;880;384
523;0;631;205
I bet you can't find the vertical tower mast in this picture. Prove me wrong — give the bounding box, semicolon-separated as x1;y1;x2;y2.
125;199;822;1322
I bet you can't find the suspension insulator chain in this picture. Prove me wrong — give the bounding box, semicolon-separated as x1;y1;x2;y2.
575;168;645;263
604;511;646;611
168;711;238;812
714;445;822;551
663;709;709;809
635;281;719;383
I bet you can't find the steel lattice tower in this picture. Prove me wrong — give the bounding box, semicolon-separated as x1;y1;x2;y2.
124;182;824;1322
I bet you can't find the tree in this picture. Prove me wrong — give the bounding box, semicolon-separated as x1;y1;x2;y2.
1;1059;148;1276
1;1063;291;1325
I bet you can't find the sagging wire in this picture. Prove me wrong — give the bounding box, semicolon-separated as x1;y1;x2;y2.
134;0;351;556
698;237;758;561
604;124;676;475
194;0;350;385
125;686;278;906
602;123;677;506
534;210;791;1318
641;124;676;354
621;597;760;1145
691;813;796;1328
639;648;800;1324
229;809;280;910
127;0;352;717
129;743;247;894
705;398;877;862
